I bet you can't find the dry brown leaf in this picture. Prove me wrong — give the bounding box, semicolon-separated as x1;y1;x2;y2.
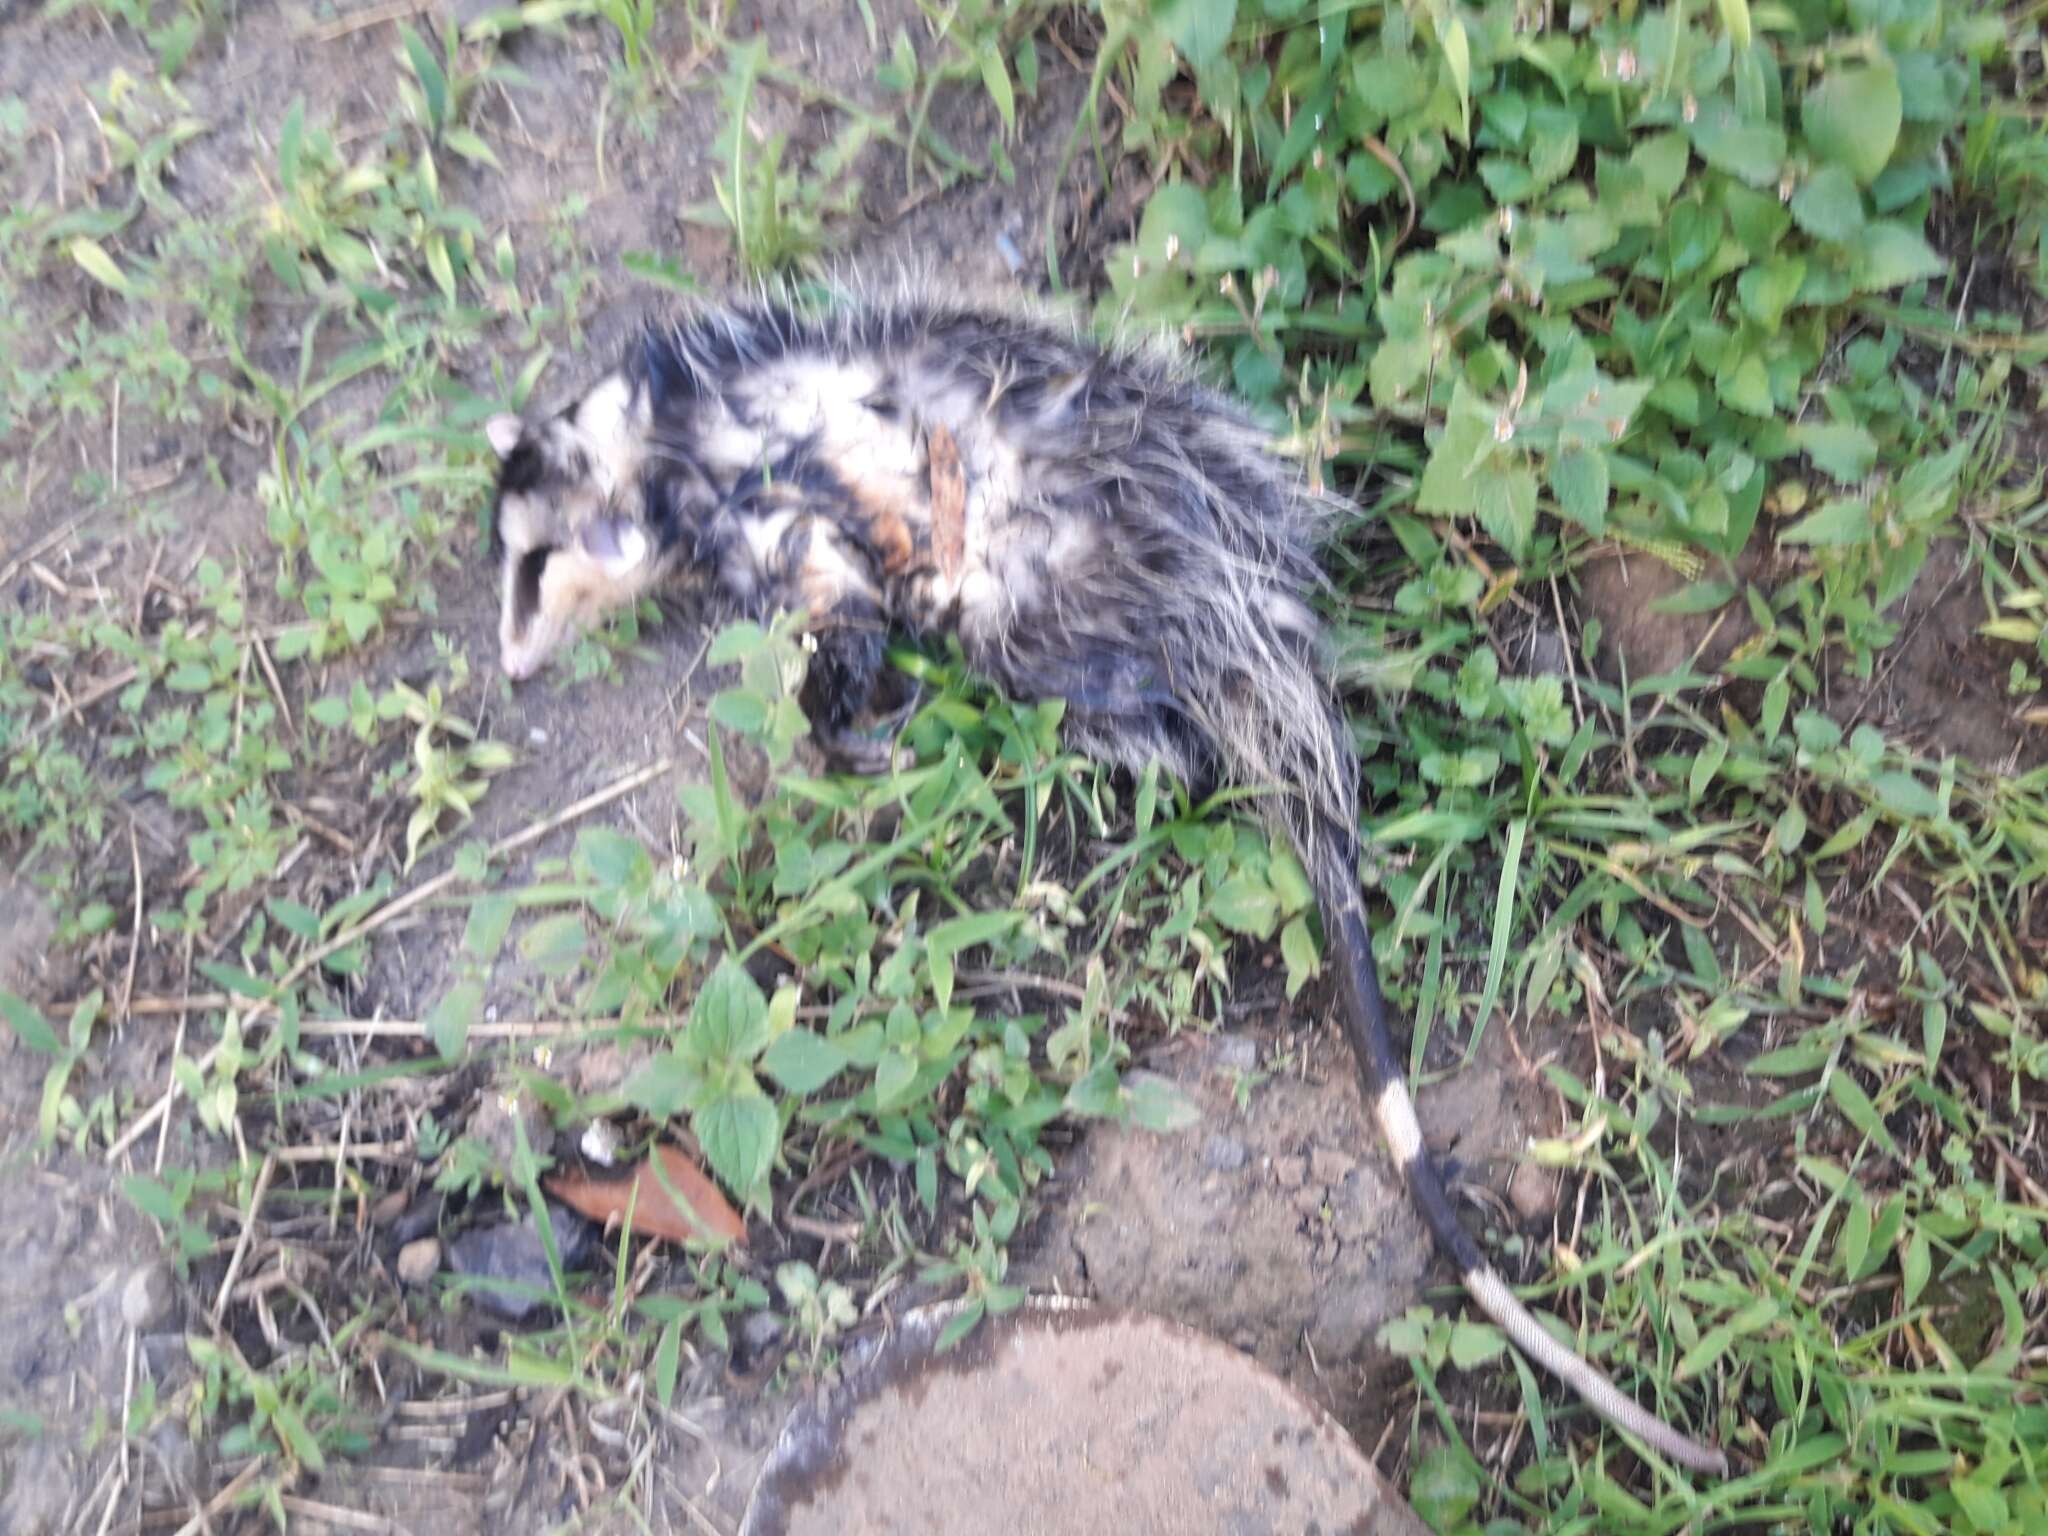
927;422;966;582
545;1142;747;1246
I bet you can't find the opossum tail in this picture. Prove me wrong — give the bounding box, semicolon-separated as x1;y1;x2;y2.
1309;821;1730;1477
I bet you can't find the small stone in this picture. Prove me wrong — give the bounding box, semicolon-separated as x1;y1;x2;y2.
1201;1133;1249;1173
1212;1034;1259;1074
1291;1187;1326;1219
528;727;549;746
1309;1146;1357;1185
120;1263;177;1331
1274;1155;1308;1191
397;1237;442;1286
371;1189;410;1228
1509;1162;1560;1221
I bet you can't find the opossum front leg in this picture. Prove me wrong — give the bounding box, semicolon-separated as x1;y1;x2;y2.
767;515;893;773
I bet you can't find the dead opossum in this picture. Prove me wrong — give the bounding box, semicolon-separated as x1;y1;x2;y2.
483;290;1729;1477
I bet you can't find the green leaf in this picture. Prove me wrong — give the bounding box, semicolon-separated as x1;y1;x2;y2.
517;913;587;973
444;126;501;168
624;1051;702;1117
690;960;771;1064
692;1082;779;1199
1448;1320;1505;1369
70;237;135;296
1689;99;1787;186
1716;0;1751;50
462;894;516;962
1155;0;1236;68
1827;1070;1900;1158
1716;351;1774;418
399;24;449;136
1440;17;1471;139
1900;1227;1931;1308
977;41;1015;133
1738;257;1806;331
1803;62;1902;185
1209;875;1279;938
1789;165;1865;242
1280;915;1319;1000
1549;447;1609;531
1474;463;1538;557
1409;1445;1479;1530
1849;222;1945;292
1869;770;1941;821
427;982;481;1060
1790;422;1878;482
2;992;64;1057
1780;498;1870;545
761;1028;848;1095
1124;1070;1201;1132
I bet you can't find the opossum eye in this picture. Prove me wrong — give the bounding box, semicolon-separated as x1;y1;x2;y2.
580;517;650;574
511;546;553;634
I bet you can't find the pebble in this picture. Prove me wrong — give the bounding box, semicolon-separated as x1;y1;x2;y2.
120;1263;177;1331
397;1237;442;1286
1273;1155;1308;1191
1212;1034;1259;1074
1201;1133;1249;1173
1509;1162;1561;1221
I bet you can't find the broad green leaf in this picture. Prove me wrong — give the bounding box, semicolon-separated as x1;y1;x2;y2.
624;1051;702;1117
692;1084;779;1200
1;993;62;1057
1550;447;1609;531
1790;422;1878;482
1209;875;1279;938
1280;915;1318;1000
1869;770;1941;821
1850;222;1945;292
761;1028;848;1095
1474;463;1538;557
1789;165;1865;242
690;960;771;1064
1448;1320;1505;1369
1689;100;1787;187
1803;62;1902;185
427;981;481;1060
517;913;587;973
1716;352;1774;418
1124;1070;1201;1132
1409;1445;1479;1530
1156;0;1236;68
1779;497;1870;545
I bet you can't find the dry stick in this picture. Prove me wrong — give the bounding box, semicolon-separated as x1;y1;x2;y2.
169;1458;264;1536
104;756;677;1164
120;823;143;1023
212;1151;278;1325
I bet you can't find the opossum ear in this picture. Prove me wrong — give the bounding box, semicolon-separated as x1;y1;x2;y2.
485;414;525;459
580;516;651;576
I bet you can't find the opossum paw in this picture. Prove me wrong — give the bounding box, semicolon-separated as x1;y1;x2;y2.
818;726;899;777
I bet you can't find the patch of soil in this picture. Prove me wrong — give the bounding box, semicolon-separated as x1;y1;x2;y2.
1576;535;2043;771
1014;1001;1558;1459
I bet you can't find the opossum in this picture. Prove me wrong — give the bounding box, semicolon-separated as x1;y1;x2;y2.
482;291;1729;1477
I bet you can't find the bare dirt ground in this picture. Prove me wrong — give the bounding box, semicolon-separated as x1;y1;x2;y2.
3;1;2041;1533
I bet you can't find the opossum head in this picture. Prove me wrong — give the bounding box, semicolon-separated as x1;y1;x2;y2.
485;373;657;680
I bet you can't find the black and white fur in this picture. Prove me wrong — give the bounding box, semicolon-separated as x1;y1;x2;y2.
482;286;1729;1477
